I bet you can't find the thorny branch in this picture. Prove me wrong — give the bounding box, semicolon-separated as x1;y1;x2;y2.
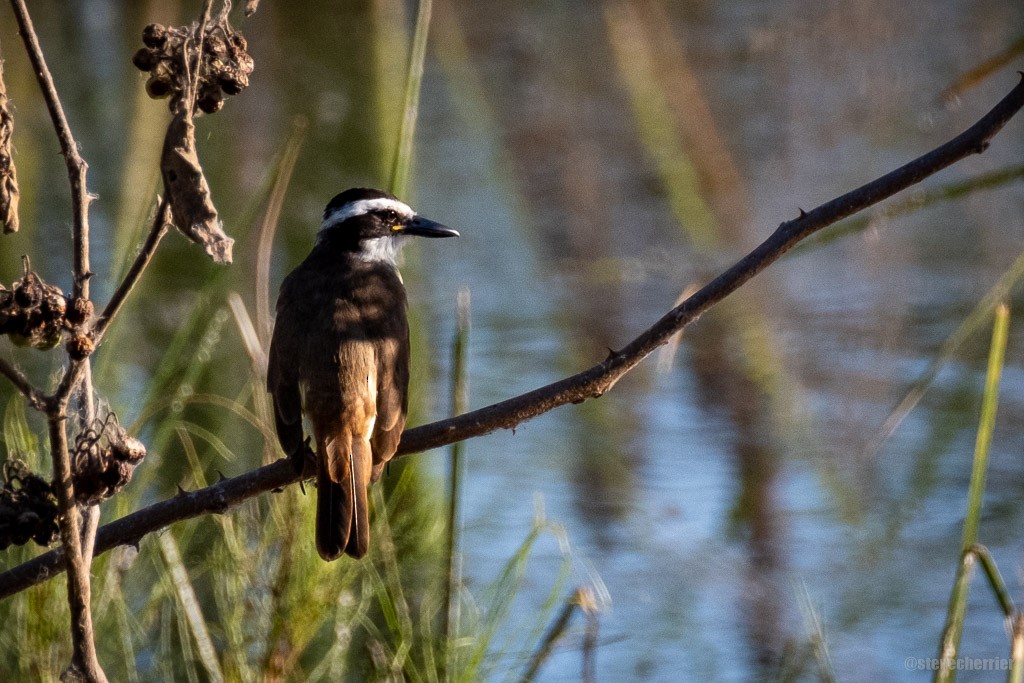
8;0;104;679
91;200;171;343
0;1;222;680
2;77;1023;601
0;356;44;410
9;0;92;301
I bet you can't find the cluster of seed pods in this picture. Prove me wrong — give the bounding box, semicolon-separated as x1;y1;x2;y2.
132;20;254;114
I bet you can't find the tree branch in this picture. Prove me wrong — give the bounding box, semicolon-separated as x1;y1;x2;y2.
0;355;46;410
7;2;107;680
45;414;106;682
9;0;92;301
92;198;171;344
2;76;1023;602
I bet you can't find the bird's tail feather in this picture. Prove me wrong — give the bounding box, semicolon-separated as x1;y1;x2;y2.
315;432;371;561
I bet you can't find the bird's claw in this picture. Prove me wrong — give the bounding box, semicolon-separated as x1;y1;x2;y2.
288;436;316;477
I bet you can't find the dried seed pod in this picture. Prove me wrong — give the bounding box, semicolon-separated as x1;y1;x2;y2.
27;321;63;350
142;23;168;49
146;74;174;99
132;47;160;72
136;18;253;114
219;72;247;96
72;414;147;506
197;89;224;114
110;434;147;465
66;296;93;326
0;287;10;333
197;95;224;115
40;289;66;319
0;460;59;550
203;29;228;56
66;333;94;360
3;262;69;350
13;271;41;308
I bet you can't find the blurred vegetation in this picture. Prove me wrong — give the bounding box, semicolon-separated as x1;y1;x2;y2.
0;0;1021;680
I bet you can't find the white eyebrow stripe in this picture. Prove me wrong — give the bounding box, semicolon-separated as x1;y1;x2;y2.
322;197;414;228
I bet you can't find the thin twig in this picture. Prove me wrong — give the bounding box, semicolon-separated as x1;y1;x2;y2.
9;0;92;300
1;77;1023;600
93;199;171;344
46;414;106;682
0;355;46;410
521;589;583;682
187;0;217;114
45;199;172;410
388;76;1024;456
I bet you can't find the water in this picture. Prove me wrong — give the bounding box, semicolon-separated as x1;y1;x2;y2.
1;1;1023;680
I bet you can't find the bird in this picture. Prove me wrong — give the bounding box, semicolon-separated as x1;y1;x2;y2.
267;187;459;560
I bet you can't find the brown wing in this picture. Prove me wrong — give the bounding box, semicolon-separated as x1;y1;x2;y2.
267;272;305;459
369;315;409;483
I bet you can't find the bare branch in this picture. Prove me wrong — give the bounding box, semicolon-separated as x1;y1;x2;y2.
45;414;106;682
0;355;46;410
9;0;92;301
92;199;171;344
1;77;1022;602
395;75;1024;455
10;1;105;679
0;458;297;600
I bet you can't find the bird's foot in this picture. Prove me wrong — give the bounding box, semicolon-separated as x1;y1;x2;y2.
288;437;316;477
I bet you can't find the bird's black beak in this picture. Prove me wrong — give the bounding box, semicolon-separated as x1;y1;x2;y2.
401;215;460;238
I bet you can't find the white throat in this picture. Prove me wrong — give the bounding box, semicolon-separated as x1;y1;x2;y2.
357;234;406;265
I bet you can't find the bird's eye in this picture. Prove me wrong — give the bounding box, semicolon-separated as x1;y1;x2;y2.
382;210;398;224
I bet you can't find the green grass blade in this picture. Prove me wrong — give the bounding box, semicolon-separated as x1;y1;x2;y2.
961;304;1009;550
869;252;1024;457
158;531;225;683
443;288;470;651
388;0;433;198
935;303;1010;683
966;543;1015;618
1010;615;1024;683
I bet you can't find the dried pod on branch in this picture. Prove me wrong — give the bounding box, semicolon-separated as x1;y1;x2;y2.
131;18;253;115
0;460;59;550
1;258;70;350
72;413;147;507
0;59;19;235
66;332;95;361
66;296;93;327
161;109;234;263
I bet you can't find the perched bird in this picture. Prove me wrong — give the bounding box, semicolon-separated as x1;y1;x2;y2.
267;188;459;560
